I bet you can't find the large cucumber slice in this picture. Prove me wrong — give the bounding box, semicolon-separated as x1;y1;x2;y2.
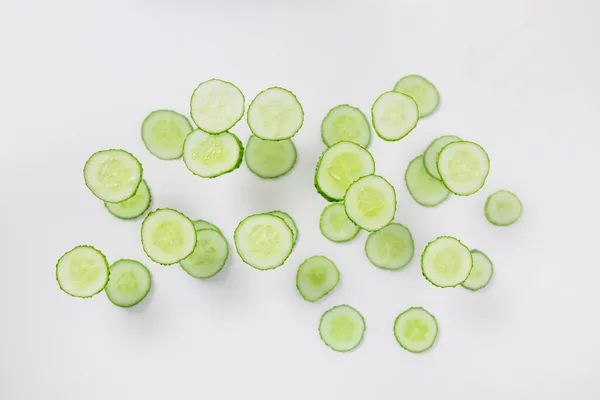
321;104;371;148
183;129;243;178
405;155;450;207
394;307;438;353
423;135;462;180
247;87;304;140
421;236;473;288
371;91;419;141
190;79;245;134
180;229;229;279
104;179;151;220
485;190;522;226
105;259;152;307
437;141;490;196
245;135;297;179
319;305;366;352
461;250;493;291
365;223;414;270
141;110;192;160
56;245;109;298
319;203;360;243
141;208;197;265
296;255;340;302
344;175;396;232
393;74;440;117
84;149;143;203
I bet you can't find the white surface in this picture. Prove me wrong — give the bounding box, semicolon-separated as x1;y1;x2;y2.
1;0;599;398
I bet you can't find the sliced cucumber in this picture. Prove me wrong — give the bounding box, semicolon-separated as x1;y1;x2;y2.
84;149;143;203
394;307;438;353
183;129;243;178
190;79;245;134
437;141;490;196
105;259;152;307
245;135;297;179
314;141;375;201
104;179;151;220
141;110;192;160
365;223;414;270
319;203;360;243
462;250;493;291
393;75;440;117
423;135;462;180
371;91;418;141
141;208;197;265
319;305;365;352
269;211;298;244
344;175;396;232
193;219;221;233
56;245;109;298
321;104;371;148
405;155;450;207
296;256;340;302
247;87;304;140
180;229;229;279
485;190;522;226
421;236;473;288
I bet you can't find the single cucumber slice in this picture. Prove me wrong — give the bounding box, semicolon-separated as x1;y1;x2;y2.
365;223;414;270
319;305;365;352
190;79;245;134
193;219;221;233
405;155;450;207
180;229;229;279
371;91;419;141
183;129;243;178
141;208;197;265
393;75;440;117
462;250;493;291
421;236;472;288
314;141;375;201
319;203;360;243
296;255;340;302
437;141;490;196
423;135;462;180
105;259;152;307
83;149;143;203
485;190;522;226
104;179;151;220
394;307;438;353
245;135;297;179
344;175;396;232
268;211;298;244
247;87;304;140
234;213;294;270
56;245;109;298
321;104;371;148
141;110;192;160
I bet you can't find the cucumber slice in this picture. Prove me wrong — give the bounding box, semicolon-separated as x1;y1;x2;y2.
234;213;294;270
296;255;340;302
321;104;371;148
462;250;493;291
141;208;197;265
344;175;396;232
393;75;440;118
141;110;192;160
485;190;522;226
319;305;365;352
405;155;450;207
314;141;375;201
105;259;152;307
423;135;462;180
394;307;438;353
371;91;418;141
56;245;109;298
247;87;304;140
83;149;143;203
193;219;221;233
183;129;243;178
268;211;298;244
245;135;297;179
437;141;490;196
180;229;229;279
190;79;245;134
421;236;473;288
104;179;151;220
319;203;360;243
365;223;414;270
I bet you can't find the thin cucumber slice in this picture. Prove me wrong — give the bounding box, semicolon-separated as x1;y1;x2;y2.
393;75;440;117
141;110;192;160
319;305;365;352
437;141;490;196
190;79;245;134
104;179;151;220
405;156;450;207
485;190;522;226
183;129;243;178
141;208;197;265
321;104;371;148
421;236;473;288
344;175;396;232
105;259;152;307
234;213;294;270
296;255;340;302
462;250;493;291
247;87;304;140
371;91;419;141
245;135;297;179
83;149;143;203
268;211;298;244
193;219;221;233
180;229;229;279
423;135;462;179
319;203;360;243
365;223;414;270
314;141;375;201
394;307;438;353
56;245;109;298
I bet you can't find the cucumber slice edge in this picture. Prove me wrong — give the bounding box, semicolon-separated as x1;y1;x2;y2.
55;245;110;298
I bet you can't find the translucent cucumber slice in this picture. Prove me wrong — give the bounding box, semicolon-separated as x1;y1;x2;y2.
105;259;152;307
423;135;462;180
190;79;245;134
344;175;396;232
371;91;419;141
269;211;298;244
462;250;493;291
83;149;143;203
437;141;490;196
193;219;221;233
104;179;151;220
180;229;229;279
393;75;440;117
405;156;450;207
319;203;360;243
141;208;197;265
141;110;192;160
247;87;304;140
421;236;473;288
394;307;438;353
319;305;366;352
56;245;109;298
183;129;243;178
245;135;297;179
365;223;414;270
485;190;522;226
321;104;371;148
296;255;340;302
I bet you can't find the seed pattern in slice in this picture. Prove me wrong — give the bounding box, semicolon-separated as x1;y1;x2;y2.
296;255;340;302
485;190;522;226
56;245;109;298
141;208;197;265
371;91;419;141
84;149;143;203
190;79;245;134
344;175;396;232
321;104;371;148
319;305;366;352
247;87;304;140
421;236;473;288
394;307;438;353
105;259;152;307
141;110;192;160
365;223;414;270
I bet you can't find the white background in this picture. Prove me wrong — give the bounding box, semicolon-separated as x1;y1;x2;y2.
1;0;599;398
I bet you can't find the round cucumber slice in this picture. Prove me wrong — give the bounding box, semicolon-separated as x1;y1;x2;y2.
247;87;304;140
190;79;245;134
319;203;360;243
141;208;197;265
296;255;340;302
104;179;151;220
193;219;221;233
141;110;192;160
462;250;493;291
105;259;152;308
319;305;365;352
321;104;371;148
485;190;522;226
268;211;298;244
180;229;229;279
405;155;450;207
183;129;243;178
423;135;462;180
83;149;143;203
371;91;419;141
365;223;414;270
437;141;490;196
56;245;109;298
344;175;396;232
394;307;438;353
393;75;440;117
421;236;473;288
245;135;297;179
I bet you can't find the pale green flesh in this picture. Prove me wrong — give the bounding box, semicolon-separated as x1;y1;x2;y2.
462;250;493;291
183;129;242;178
269;211;298;243
319;305;365;352
190;79;245;134
365;223;414;270
246;136;296;179
321;105;371;148
437;141;490;196
56;246;109;298
405;156;450;207
485;190;522;226
344;175;396;232
105;259;152;307
104;180;151;219
141;110;192;160
421;236;473;287
180;230;229;279
141;209;197;265
296;256;340;302
319;203;360;243
193;220;221;233
84;150;142;203
394;307;438;353
247;87;304;140
394;75;440;117
423;135;462;179
371;91;419;141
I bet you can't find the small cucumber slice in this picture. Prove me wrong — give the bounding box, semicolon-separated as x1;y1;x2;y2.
296;255;340;302
365;223;414;270
423;135;462;180
268;211;298;244
141;110;192;160
405;156;450;207
421;236;473;288
319;305;366;352
104;179;151;220
485;190;522;226
247;87;304;140
321;104;371;148
344;175;396;232
394;307;438;353
437;141;490;196
141;208;197;265
183;129;243;178
190;79;245;134
393;75;440;117
462;250;493;291
371;91;418;141
245;135;297;179
319;203;360;243
105;259;152;307
180;229;229;279
56;245;109;298
84;149;143;203
193;219;221;233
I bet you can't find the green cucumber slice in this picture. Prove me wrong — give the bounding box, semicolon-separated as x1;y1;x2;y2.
245;135;297;179
371;91;418;141
437;141;490;196
462;250;493;291
344;175;396;232
485;190;522;226
394;307;438;353
180;229;229;279
247;87;304;140
141;110;192;160
183;129;243;178
141;208;197;265
56;245;109;298
319;305;366;352
365;223;414;270
319;203;360;243
296;255;340;302
405;155;450;207
193;219;221;233
268;211;298;244
83;149;143;203
393;75;440;117
421;236;473;288
423;135;462;180
321;104;371;148
190;79;245;134
104;179;151;220
105;259;152;307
